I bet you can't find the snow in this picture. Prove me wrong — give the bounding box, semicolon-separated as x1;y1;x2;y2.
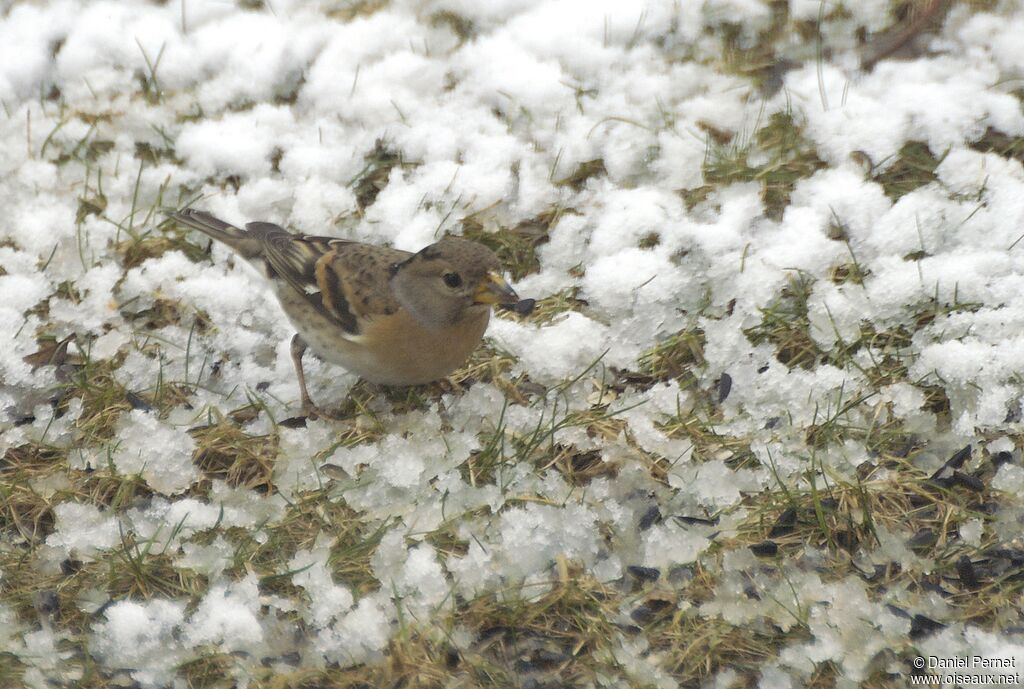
112;409;199;494
291;540;356;628
184;576;264;650
490;311;614;383
2;0;1024;686
45;503;121;558
176;105;298;178
90;599;187;686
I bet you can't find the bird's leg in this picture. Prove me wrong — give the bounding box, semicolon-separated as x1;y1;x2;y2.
290;334;320;417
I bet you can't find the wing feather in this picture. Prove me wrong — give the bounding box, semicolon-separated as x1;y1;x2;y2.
244;222;360;335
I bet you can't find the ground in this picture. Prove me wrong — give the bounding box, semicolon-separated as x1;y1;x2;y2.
1;0;1024;687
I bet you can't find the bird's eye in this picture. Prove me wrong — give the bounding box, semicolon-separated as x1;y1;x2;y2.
443;272;462;288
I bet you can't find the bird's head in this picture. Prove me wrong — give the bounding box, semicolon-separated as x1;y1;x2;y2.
390;237;519;327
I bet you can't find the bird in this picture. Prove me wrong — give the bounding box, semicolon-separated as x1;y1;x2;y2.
166;208;524;416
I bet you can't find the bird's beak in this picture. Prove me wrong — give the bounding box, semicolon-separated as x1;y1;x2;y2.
474;271;519;305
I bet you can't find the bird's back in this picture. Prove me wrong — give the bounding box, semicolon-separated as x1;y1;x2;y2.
168;208;413;334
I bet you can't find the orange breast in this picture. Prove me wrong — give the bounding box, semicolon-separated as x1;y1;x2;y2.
274;282;491;385
348;307;490;385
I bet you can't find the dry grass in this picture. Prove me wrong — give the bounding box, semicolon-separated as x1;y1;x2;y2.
872;140;944;200
699;111;827;220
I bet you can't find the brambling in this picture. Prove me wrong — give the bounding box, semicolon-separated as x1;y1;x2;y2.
167;209;523;415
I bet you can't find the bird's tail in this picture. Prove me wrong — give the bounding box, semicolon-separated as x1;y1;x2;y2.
166;209;261;258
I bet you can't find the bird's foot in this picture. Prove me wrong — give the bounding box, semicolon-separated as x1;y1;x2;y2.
300;397;348;421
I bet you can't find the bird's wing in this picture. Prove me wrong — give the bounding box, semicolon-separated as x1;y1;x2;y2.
245;222;364;335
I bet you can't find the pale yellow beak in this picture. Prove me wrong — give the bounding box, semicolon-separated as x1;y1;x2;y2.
474;271;519;305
